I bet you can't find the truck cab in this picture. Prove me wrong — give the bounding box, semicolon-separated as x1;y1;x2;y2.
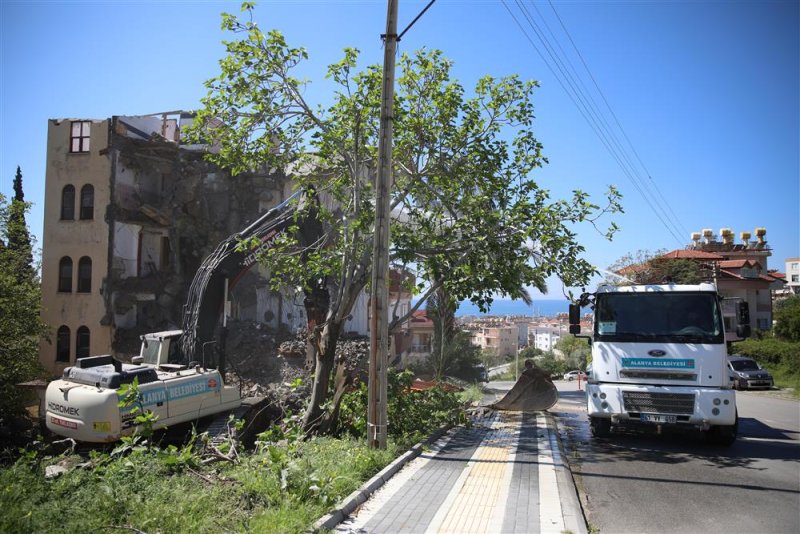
569;283;750;446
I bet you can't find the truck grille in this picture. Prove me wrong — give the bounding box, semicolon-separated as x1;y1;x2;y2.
622;391;695;415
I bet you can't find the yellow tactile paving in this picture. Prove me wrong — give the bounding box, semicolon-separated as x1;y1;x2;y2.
434;416;521;534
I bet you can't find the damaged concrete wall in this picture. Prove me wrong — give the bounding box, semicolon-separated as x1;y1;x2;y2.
107;115;295;355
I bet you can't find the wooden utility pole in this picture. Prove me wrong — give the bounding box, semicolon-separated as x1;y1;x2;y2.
368;0;398;450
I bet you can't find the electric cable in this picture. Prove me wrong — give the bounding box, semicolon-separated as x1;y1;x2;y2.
501;0;686;246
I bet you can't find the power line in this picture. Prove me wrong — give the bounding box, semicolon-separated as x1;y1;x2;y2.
546;0;690;240
500;0;687;246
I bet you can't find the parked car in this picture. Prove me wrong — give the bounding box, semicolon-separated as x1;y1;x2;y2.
727;355;774;390
563;370;587;381
474;364;489;383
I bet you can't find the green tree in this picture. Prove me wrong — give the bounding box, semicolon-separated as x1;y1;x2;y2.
554;334;590;370
773;296;800;342
189;4;621;434
0;191;46;420
6;167;35;284
426;286;457;379
607;249;707;285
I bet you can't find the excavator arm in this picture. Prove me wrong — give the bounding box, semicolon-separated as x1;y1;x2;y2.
179;190;323;365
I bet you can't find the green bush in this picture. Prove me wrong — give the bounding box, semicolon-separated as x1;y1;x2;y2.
774;296;800;342
337;369;464;447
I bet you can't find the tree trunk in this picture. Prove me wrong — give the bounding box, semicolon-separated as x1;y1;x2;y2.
302;318;341;434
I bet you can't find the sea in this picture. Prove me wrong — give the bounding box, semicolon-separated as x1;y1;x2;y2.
411;298;569;318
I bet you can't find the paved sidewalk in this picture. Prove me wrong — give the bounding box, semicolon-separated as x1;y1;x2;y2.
327;409;586;534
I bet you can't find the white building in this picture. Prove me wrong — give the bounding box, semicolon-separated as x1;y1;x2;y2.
786;257;800;296
532;327;562;352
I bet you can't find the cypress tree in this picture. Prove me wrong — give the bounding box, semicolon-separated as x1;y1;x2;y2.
6;166;35;284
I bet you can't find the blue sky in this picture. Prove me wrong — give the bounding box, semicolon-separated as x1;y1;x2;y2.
2;0;798;302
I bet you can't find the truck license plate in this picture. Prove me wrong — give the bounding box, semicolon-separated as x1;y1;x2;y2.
640;414;676;424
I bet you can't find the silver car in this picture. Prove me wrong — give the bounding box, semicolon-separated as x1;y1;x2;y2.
727;355;774;390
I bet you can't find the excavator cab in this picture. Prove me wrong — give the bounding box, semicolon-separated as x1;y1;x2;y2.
134;331;185;370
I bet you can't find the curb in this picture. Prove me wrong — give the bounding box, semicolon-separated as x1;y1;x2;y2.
543;412;589;534
312;425;452;532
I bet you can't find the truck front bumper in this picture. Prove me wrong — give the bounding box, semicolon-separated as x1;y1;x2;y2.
586;383;736;429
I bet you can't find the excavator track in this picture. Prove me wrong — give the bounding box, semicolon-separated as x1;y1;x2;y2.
202;396;268;447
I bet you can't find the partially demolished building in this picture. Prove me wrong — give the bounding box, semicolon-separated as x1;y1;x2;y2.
38;112;302;375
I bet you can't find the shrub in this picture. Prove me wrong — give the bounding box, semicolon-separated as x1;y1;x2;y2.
337;369;464;446
774;296;800;342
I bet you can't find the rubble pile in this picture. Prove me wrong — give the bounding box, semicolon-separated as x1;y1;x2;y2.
224;321;371;411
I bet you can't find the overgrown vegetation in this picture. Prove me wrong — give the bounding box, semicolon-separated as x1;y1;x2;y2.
0;170;47;423
1;369;466;532
0;434;397;533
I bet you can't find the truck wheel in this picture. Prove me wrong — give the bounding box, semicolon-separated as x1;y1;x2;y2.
590;417;611;438
705;413;738;446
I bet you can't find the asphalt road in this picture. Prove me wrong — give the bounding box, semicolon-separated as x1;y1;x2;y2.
550;380;800;534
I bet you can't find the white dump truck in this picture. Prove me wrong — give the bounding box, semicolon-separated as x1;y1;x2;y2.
569;283;751;446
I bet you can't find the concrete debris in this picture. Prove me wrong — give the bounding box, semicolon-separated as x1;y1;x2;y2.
223;320;370;413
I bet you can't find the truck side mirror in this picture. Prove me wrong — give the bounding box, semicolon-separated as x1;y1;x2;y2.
569;304;581;335
736;301;751;338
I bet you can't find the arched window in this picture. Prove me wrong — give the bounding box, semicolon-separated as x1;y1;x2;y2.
77;256;92;293
76;326;90;359
61;185;75;220
56;326;71;362
58;257;73;293
79;184;94;220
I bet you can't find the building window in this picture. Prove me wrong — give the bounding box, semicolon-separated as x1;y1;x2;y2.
792;275;799;283
56;326;71;362
77;256;92;293
76;326;90;359
58;257;73;292
70;121;91;153
79;184;94;220
792;262;799;270
60;185;75;220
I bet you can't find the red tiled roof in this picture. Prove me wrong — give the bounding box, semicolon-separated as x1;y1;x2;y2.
718;259;761;269
718;269;777;283
410;310;433;325
660;249;725;260
770;271;786;280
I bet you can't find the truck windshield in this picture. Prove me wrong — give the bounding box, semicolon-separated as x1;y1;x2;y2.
594;291;724;343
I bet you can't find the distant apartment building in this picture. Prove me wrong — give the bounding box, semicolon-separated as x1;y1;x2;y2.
531;327;562;352
397;310;435;368
469;323;518;358
785;258;800;296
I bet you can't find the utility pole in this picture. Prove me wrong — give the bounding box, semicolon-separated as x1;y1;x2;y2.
368;0;398;450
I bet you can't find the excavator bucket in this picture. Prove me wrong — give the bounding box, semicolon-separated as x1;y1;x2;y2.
491;371;559;412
